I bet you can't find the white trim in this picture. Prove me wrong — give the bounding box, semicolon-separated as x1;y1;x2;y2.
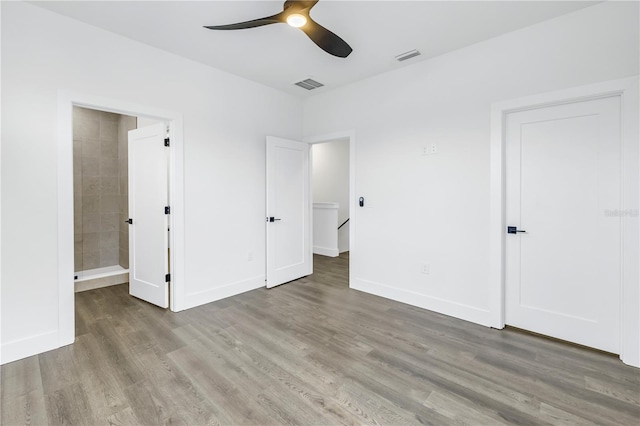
182;275;264;310
313;202;340;209
53;90;186;359
352;278;492;326
490;76;640;367
313;246;340;257
1;330;59;365
305;131;356;288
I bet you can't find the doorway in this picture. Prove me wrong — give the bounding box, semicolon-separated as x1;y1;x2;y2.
57;91;185;348
489;77;640;367
72;106;137;292
264;131;355;290
311;137;350;258
308;132;355;286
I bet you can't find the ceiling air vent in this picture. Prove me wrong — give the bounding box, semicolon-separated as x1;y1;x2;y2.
294;78;324;90
395;49;421;62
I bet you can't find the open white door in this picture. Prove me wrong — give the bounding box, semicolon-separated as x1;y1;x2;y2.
266;136;312;288
128;123;169;308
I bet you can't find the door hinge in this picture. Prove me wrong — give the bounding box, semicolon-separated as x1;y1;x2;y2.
164;137;170;147
165;206;170;214
165;273;171;282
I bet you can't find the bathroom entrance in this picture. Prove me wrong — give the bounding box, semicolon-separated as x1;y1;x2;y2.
73;106;136;290
72;106;171;308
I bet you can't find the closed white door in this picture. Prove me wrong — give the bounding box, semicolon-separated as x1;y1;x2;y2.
505;96;621;353
266;136;312;288
128;123;169;308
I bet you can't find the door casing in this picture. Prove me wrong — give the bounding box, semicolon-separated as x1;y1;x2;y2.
57;90;185;350
489;77;640;367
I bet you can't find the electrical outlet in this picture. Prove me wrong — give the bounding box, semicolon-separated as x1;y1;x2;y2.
421;263;430;274
248;251;254;261
422;144;438;156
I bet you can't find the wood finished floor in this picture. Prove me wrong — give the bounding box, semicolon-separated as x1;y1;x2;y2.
2;252;639;425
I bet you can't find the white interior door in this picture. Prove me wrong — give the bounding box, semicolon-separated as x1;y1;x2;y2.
128;123;169;308
505;96;621;353
266;136;312;288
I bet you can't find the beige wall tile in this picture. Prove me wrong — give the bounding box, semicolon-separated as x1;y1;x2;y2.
119;179;128;196
73;176;82;195
100;111;119;122
100;177;118;195
100;213;118;232
74;251;83;273
100;120;118;142
74;209;82;233
100;231;118;248
73;117;99;140
82;139;100;158
73;109;136;274
100;139;118;158
73;154;82;177
82;177;100;196
82;232;99;253
101;195;119;213
119;250;129;269
100;156;118;177
74;106;100;121
119;195;128;214
82;213;100;233
100;247;118;267
81;156;100;177
82;195;100;213
82;251;100;270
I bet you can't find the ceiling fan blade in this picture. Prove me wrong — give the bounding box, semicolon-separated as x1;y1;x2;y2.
204;13;285;31
299;17;352;58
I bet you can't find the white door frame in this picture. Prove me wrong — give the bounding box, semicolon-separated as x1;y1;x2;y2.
57;90;186;348
305;131;356;287
489;77;640;367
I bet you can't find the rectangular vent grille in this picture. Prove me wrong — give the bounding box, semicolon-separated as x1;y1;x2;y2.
395;49;421;62
294;78;324;90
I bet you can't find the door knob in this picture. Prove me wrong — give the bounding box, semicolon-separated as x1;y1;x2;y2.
267;217;281;222
125;218;133;224
507;226;526;234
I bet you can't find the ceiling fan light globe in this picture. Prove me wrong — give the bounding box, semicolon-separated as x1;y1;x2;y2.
286;14;307;28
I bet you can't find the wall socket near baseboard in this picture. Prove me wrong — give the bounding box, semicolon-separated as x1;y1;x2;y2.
248;251;255;261
421;263;430;274
422;143;438;156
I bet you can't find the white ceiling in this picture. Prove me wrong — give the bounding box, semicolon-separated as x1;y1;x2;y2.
32;1;598;97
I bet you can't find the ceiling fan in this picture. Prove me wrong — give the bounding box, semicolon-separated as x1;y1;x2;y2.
204;0;353;58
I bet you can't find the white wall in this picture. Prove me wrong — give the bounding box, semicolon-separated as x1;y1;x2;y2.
1;2;302;363
312;203;339;257
303;2;639;328
312;138;350;252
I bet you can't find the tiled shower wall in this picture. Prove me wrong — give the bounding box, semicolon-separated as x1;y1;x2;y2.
118;114;135;268
73;107;136;272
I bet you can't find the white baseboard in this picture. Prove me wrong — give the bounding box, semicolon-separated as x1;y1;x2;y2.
1;330;61;365
182;275;265;310
351;277;492;327
313;246;339;257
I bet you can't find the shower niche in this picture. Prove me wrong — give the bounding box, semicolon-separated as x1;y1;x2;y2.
73;106;136;292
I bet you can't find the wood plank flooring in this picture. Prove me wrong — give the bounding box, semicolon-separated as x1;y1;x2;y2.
2;252;639;425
